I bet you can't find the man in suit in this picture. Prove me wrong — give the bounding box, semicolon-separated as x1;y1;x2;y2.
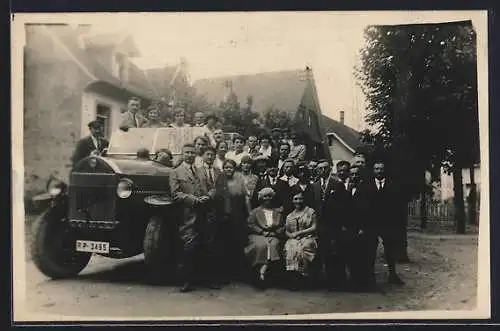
251;164;291;213
365;160;405;285
71;120;109;168
277;142;291;176
195;145;223;289
169;144;211;292
119;97;147;131
319;160;354;291
346;165;378;292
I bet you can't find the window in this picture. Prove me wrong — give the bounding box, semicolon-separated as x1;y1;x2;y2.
96;103;111;140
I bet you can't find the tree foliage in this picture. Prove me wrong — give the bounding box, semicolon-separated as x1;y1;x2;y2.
355;21;479;193
355;21;480;233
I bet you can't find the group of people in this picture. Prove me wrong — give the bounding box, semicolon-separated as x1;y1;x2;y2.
167;129;406;293
73;97;406;294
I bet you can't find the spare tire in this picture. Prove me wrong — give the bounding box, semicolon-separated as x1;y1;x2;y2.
31;207;91;279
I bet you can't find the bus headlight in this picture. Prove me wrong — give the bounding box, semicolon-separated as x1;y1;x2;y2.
116;178;133;199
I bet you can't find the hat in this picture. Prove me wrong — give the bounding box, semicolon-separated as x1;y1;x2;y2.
88;120;103;128
257;187;275;201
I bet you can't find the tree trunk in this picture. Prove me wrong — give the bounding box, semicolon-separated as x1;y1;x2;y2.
453;166;466;234
468;167;478;225
419;191;427;229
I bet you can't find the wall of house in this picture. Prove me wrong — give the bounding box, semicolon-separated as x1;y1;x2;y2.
81;91;127;140
440;166;481;201
24;25;93;197
328;138;354;173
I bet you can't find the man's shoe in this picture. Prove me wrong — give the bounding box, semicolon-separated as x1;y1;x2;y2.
180;282;194;293
388;274;405;285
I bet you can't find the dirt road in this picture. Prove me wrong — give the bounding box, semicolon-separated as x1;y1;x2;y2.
19;232;478;319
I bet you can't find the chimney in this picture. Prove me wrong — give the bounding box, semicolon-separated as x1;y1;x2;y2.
339;110;345;124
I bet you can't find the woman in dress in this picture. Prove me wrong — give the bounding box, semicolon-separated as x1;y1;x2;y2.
240;155;259;208
245;187;285;288
214;159;251;282
284;188;319;290
214;140;229;171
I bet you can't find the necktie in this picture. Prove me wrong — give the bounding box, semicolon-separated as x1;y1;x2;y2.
190;165;197;178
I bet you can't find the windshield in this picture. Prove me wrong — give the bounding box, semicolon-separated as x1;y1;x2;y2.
107;127;207;155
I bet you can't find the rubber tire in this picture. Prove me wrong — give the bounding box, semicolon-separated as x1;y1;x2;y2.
31;208;91;279
143;216;175;283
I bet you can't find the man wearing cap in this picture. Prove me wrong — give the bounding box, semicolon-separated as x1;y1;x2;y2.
120;97;147;130
71;120;109;167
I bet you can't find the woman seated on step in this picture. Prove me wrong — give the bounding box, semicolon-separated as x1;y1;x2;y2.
244;187;285;288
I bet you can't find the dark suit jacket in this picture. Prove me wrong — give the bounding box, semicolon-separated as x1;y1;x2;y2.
71;135;109;167
251;176;292;214
312;176;350;239
363;178;400;230
347;183;370;234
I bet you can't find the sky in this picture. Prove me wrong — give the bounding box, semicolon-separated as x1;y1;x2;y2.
83;11;484;131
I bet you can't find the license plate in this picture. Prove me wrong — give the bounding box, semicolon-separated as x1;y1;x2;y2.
76;240;110;254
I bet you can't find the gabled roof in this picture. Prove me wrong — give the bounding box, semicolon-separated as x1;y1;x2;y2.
82;32;141;57
29;25;156;100
322;117;361;152
193;69;306;112
193;69;361;151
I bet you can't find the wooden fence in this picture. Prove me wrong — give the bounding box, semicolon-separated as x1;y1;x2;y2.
407;198;480;224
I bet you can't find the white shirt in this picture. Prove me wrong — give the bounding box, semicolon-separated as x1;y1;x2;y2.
91;135;100;150
263;209;274;227
214;157;225;170
352;187;357;196
226;150;249;166
376;178;386;190
278;159;285;172
343;178;350;191
268;176;278;186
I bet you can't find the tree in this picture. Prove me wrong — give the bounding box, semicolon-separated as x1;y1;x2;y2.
262;106;293;129
356;21;480;234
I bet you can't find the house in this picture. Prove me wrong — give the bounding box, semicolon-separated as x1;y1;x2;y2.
193;69;361;166
23;24;182;197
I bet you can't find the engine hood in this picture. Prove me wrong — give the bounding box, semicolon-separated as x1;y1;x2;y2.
99;157;172;176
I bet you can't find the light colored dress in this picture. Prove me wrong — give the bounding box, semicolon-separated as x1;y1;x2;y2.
284;206;318;276
245;207;284;267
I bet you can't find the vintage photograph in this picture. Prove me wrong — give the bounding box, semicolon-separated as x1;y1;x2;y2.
12;11;489;321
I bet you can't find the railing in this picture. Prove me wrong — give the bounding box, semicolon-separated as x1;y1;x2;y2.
407;198;480;224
